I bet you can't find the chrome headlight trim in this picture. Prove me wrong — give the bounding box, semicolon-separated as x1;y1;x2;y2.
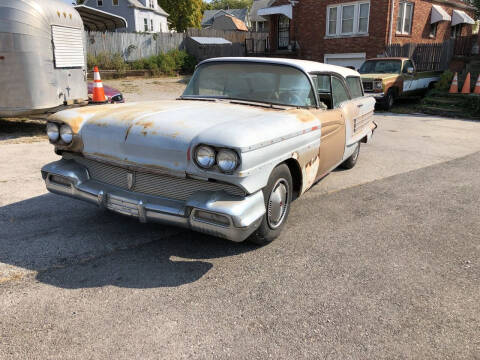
60;124;73;144
46;122;60;142
216;149;239;173
374;80;383;90
194;145;216;169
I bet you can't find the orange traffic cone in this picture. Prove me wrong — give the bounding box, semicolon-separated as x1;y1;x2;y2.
473;74;480;95
449;72;458;93
92;66;106;103
461;72;471;94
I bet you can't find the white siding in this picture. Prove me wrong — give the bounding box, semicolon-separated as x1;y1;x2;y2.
134;8;168;33
51;26;85;68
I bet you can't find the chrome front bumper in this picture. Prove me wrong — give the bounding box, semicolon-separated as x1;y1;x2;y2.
41;159;265;242
366;92;385;100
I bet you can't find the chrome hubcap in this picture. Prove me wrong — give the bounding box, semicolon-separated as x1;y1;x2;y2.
267;179;289;229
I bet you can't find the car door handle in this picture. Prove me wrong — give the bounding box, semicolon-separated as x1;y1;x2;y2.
357;104;363;108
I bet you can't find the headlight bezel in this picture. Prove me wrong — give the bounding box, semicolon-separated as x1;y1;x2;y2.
46;122;60;143
216;149;239;173
193;144;240;174
374;80;383;91
60;124;73;144
194;145;216;169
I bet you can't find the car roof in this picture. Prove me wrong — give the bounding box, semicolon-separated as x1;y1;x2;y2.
198;57;361;78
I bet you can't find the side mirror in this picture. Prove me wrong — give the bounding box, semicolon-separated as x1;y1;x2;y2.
407;67;414;75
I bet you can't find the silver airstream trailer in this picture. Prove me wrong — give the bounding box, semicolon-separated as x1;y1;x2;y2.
0;0;88;117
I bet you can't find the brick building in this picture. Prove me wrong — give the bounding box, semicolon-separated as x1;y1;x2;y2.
258;0;476;68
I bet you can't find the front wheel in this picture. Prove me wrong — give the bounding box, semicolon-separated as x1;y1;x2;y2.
340;142;360;169
248;164;293;246
383;89;395;110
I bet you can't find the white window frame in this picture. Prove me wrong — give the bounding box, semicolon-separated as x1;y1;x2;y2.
397;2;414;35
144;18;148;32
326;1;370;37
112;0;119;6
150;19;154;31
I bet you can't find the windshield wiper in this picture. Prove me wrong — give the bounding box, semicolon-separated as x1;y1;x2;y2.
228;99;288;110
178;96;220;102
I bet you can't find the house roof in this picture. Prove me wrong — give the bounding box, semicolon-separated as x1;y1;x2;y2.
127;0;169;16
199;57;361;78
190;37;232;45
226;15;249;31
202;9;248;26
250;0;275;22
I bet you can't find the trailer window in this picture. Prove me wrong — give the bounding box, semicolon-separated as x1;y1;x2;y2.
51;26;85;68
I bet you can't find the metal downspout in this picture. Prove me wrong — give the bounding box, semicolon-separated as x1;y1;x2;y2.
388;0;395;45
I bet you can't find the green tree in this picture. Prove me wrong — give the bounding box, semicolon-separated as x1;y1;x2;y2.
208;0;253;10
472;0;480;18
158;0;203;32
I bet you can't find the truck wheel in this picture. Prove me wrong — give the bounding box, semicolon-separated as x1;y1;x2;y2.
341;142;360;169
248;164;293;246
383;89;395;110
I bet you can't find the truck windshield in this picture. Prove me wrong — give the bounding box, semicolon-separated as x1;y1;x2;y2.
359;60;402;74
183;62;316;107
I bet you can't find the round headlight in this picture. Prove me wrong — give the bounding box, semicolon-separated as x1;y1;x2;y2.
46;122;59;142
195;145;216;169
217;149;239;173
60;124;73;144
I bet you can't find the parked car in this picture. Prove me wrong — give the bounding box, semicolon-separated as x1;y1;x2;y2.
87;83;125;103
359;57;441;110
41;58;376;245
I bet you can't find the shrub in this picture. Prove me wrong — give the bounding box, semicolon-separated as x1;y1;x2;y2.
181;53;197;74
130;59;145;70
111;53;127;74
435;70;454;91
159;53;177;76
87;49;197;75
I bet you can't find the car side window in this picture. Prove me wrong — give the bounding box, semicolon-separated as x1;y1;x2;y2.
346;77;363;98
331;77;350;108
402;60;414;73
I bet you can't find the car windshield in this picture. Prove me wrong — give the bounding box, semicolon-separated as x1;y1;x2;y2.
182;62;316;107
358;60;402;74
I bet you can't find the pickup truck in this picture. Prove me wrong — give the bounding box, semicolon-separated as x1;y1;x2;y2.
359;57;441;110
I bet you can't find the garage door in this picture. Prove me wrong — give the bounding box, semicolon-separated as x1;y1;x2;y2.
324;53;366;70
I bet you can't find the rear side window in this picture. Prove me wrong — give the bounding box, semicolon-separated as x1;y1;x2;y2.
346;77;363;98
331;77;350;108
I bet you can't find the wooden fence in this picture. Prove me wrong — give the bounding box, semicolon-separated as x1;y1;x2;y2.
86;31;185;61
85;29;268;61
385;35;478;71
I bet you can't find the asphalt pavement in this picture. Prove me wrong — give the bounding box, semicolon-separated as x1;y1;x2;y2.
0;113;479;359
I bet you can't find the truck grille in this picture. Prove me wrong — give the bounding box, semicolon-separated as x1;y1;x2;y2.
64;154;246;201
362;81;373;91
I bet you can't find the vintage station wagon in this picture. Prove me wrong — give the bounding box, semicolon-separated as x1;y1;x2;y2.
41;58;376;245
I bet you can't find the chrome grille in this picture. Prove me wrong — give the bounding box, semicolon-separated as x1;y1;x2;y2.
64;154;246;201
362;81;373;91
